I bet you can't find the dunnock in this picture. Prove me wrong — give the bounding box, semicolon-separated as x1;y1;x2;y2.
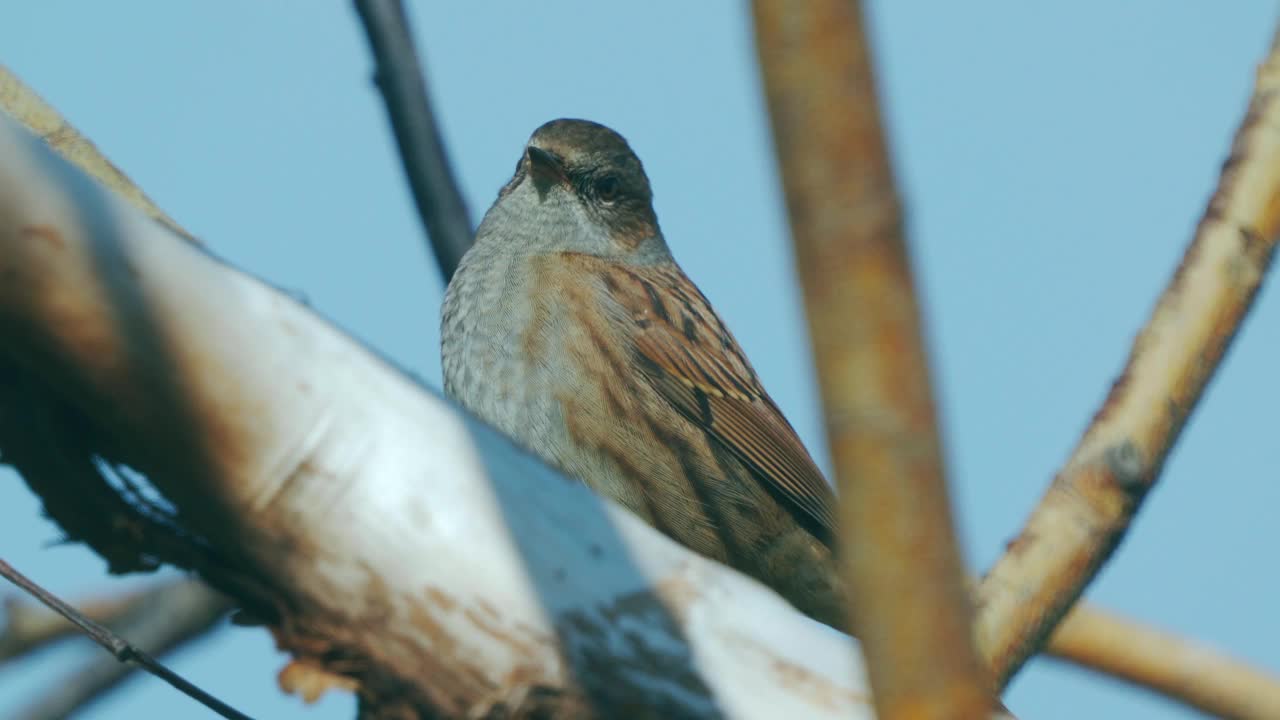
442;119;845;630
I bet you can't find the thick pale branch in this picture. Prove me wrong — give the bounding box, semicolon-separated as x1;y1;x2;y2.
753;2;989;718
0;112;888;719
975;30;1280;686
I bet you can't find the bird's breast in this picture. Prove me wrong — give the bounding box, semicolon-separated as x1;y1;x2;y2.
443;251;598;461
442;251;667;517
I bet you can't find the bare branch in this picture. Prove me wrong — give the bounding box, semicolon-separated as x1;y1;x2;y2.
353;0;473;281
975;28;1280;686
9;579;234;720
0;64;191;242
0;560;246;719
1;587;142;664
753;2;989;717
1046;603;1280;720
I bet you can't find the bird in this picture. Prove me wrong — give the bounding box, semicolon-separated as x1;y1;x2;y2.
441;118;846;630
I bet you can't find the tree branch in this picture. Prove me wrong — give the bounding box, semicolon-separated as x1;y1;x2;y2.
0;64;191;242
0;560;245;719
6;578;235;720
975;26;1280;686
1046;603;1280;720
353;0;473;281
1;587;143;664
753;3;989;717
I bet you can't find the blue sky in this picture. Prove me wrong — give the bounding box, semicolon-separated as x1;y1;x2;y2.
1;3;1277;718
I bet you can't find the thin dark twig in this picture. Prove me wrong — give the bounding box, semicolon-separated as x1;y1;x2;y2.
11;580;235;720
354;0;474;281
0;558;253;720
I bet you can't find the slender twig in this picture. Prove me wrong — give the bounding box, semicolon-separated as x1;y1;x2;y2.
10;580;235;720
1047;603;1280;720
975;27;1280;686
752;2;989;717
1;588;144;663
0;559;251;720
353;0;474;281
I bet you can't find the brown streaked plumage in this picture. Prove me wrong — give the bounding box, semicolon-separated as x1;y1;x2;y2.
442;119;846;630
595;258;836;537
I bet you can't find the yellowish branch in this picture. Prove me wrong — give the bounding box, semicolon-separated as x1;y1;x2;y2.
1048;603;1280;720
975;30;1280;686
0;65;190;241
753;2;990;717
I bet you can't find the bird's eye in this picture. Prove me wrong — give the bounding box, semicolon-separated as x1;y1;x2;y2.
595;175;621;204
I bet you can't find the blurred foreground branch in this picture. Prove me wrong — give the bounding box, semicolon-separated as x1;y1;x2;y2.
753;2;989;718
975;27;1280;686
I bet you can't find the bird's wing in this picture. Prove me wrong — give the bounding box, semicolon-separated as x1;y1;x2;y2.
595;259;837;537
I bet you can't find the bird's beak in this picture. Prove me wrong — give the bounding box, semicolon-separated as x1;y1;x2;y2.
526;145;568;195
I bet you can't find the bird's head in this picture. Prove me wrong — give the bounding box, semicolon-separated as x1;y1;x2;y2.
478;119;665;260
